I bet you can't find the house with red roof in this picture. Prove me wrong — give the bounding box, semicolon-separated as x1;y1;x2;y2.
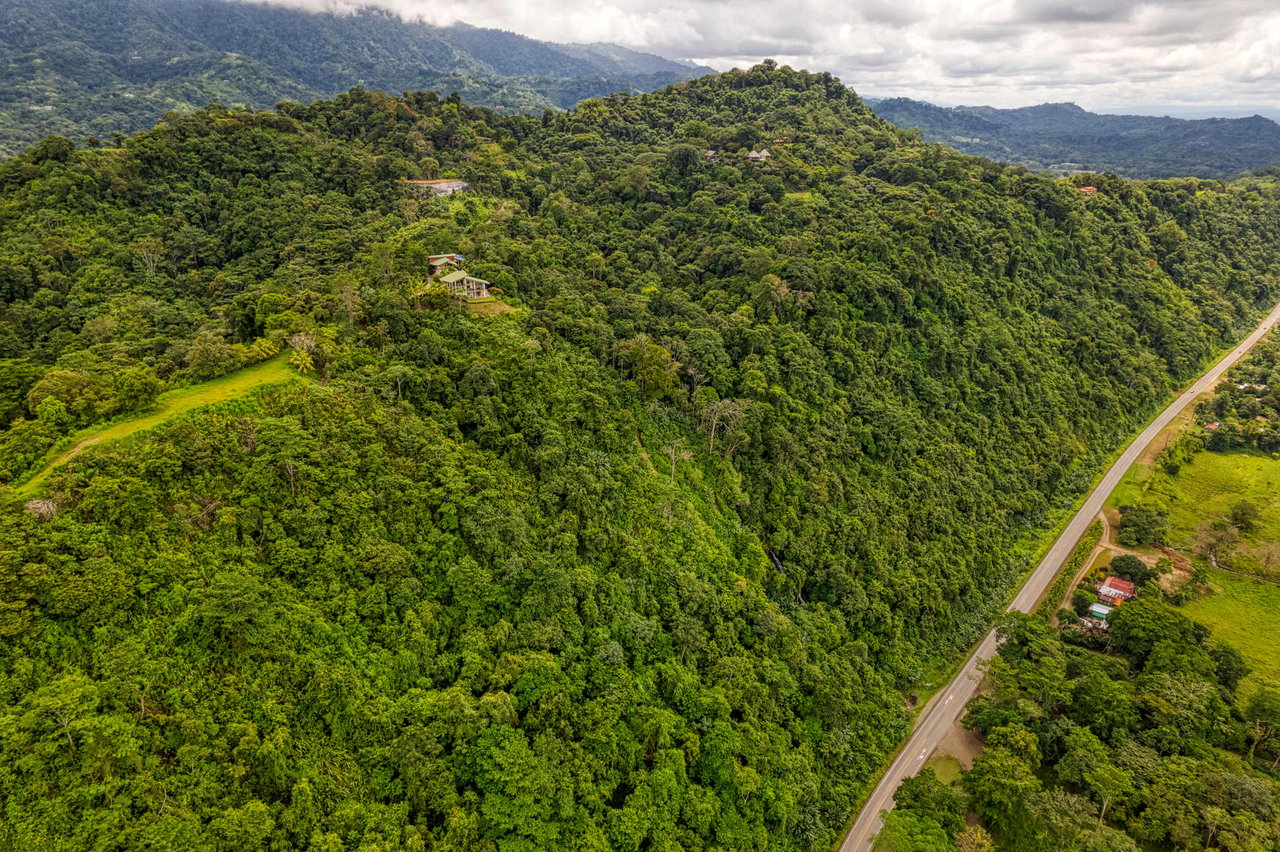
428;254;464;276
1098;576;1136;605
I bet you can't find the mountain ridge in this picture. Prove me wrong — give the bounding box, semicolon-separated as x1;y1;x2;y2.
0;0;713;156
870;96;1280;178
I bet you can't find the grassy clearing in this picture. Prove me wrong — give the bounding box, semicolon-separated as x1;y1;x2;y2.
13;354;296;498
1154;451;1280;545
1109;447;1280;695
1107;461;1157;511
1182;568;1280;697
923;754;963;785
1109;450;1280;575
466;299;517;317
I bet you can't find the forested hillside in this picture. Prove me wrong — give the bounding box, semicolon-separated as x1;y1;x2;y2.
871;98;1280;179
0;0;710;157
1;64;1280;849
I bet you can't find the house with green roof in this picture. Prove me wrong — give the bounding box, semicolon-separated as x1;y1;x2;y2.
439;269;491;300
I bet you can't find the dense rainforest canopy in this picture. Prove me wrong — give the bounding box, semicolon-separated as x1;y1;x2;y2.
1;63;1280;850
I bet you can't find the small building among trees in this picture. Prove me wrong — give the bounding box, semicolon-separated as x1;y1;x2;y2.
1098;576;1136;605
439;270;491;300
414;253;494;302
402;179;470;197
428;254;464;276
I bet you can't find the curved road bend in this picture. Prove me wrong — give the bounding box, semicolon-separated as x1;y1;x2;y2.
839;299;1280;852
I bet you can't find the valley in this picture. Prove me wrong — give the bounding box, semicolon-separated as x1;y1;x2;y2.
869;98;1280;179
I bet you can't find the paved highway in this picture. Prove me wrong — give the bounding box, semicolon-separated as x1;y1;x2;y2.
838;299;1280;851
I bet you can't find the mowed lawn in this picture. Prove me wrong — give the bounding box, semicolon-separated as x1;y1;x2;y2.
14;354;296;497
1182;568;1280;697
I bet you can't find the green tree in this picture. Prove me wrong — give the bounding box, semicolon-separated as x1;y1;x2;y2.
1117;504;1169;547
893;768;965;835
1073;588;1099;616
955;825;995;852
1208;642;1250;694
963;746;1042;832
1243;687;1280;761
1083;763;1132;828
618;335;681;402
1107;555;1156;587
1226;499;1261;532
0;359;42;426
187;334;241;380
1069;669;1139;742
873;810;953;852
1109;598;1203;662
112;366;164;415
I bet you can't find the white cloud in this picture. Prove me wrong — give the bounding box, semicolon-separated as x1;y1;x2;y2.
243;0;1280;110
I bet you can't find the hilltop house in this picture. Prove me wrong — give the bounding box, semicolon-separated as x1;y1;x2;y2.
1098;576;1136;605
746;149;771;162
402;179;470;197
428;254;464;276
1079;185;1099;195
439;269;491;300
417;253;492;301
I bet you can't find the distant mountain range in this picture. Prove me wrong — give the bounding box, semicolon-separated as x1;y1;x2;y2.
6;0;1278;180
868;98;1280;179
0;0;712;156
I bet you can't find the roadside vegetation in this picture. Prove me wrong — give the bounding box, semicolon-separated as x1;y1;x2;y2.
885;339;1280;851
876;608;1279;852
1102;337;1280;586
1036;520;1104;619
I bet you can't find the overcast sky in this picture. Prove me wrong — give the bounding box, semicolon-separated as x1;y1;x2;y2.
255;0;1280;114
